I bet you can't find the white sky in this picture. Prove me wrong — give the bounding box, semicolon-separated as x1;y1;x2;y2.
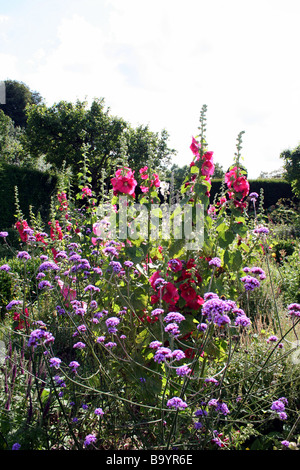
1;0;300;178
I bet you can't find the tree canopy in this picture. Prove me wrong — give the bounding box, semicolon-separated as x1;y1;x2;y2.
24;98;176;191
0;80;43;128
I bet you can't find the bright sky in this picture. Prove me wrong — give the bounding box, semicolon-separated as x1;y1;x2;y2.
1;0;300;178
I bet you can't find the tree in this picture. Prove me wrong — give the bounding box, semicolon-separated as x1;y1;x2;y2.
0;80;43;128
212;162;225;179
0;110;24;164
280;145;300;199
24;98;175;191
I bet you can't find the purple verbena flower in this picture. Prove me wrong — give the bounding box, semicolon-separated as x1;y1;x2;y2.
17;251;31;260
6;300;22;310
164;322;180;337
49;357;61;369
176;365;192;376
171;349;186;361
154;346;173;363
166;396;187;410
73;342;86;349
209;257;221;268
0;264;10;272
84;434;97;447
164;312;185;324
39;261;60;272
240;275;260;291
288;303;300;318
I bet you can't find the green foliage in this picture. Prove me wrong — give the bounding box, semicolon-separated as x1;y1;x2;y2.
280;144;300;199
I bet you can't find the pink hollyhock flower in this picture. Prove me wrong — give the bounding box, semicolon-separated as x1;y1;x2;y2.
233;176;250;198
57;279;77;306
208;205;216;215
225;167;249;199
203;151;214;161
151;173;160;188
82;186;92;198
201;160;215;177
190;136;200;156
111;167;137;197
216;196;227;206
225;167;238;188
139;166;149;180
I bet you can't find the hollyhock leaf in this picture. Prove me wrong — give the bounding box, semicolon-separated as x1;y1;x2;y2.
218;229;235;249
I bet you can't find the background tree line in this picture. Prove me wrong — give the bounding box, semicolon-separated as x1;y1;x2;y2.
0;79;299;201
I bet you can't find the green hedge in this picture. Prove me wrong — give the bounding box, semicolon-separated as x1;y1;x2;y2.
0;164;296;232
0;162;58;230
211;178;297;209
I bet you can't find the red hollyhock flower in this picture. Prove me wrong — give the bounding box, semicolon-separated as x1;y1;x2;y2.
13;308;29;330
16;220;30;242
49;220;63;241
162;282;179;305
151;173;160;188
150;294;160;305
180;281;197;301
186;295;204;310
186;258;196;269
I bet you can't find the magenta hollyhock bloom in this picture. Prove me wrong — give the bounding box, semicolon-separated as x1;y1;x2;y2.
225;166;249;198
162;282;180;305
151;173;160;188
203;151;214;160
168;258;183;272
139;166;149;179
82;186;92;197
190;136;200;156
201;159;215;177
111;167;137;196
233;176;250;198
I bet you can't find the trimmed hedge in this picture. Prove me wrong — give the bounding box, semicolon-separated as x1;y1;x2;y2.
0;162;57;229
0;163;297;231
211;178;297;209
